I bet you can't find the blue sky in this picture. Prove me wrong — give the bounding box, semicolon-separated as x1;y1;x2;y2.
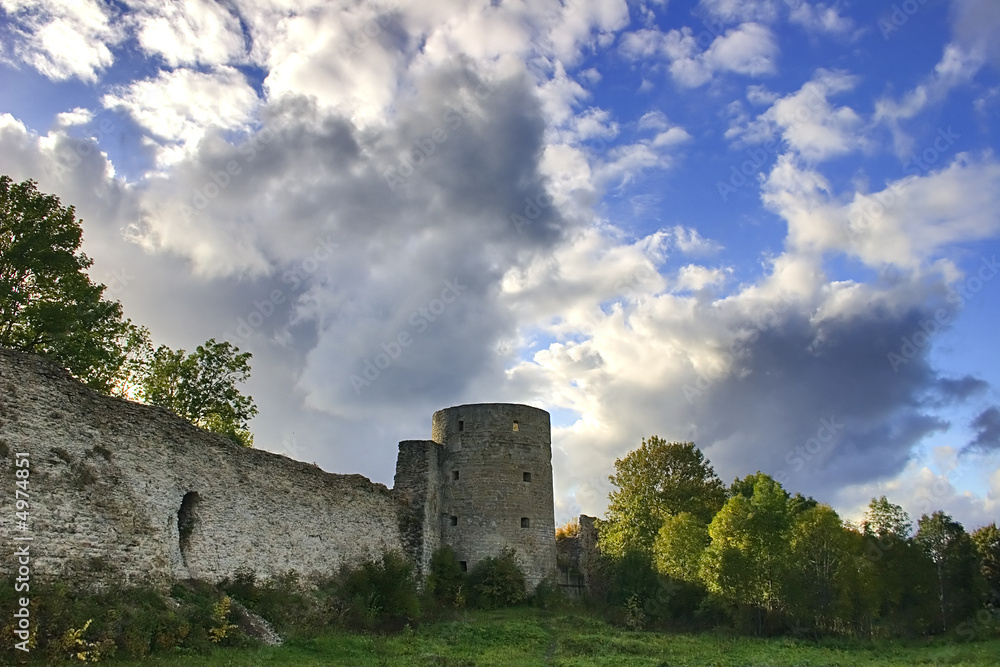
1;0;998;531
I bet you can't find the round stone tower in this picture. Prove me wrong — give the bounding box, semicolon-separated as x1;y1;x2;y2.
431;403;556;589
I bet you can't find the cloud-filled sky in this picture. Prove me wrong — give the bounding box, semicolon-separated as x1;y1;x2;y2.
1;0;999;531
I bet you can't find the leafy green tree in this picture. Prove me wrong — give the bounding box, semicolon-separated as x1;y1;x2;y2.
971;523;1000;608
141;339;258;446
700;474;791;622
786;504;853;631
859;497;936;635
0;175;132;391
599;438;727;558
861;495;912;540
653;512;709;583
915;511;983;631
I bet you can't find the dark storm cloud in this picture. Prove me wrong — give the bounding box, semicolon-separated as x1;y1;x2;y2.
118;58;572;475
966;406;1000;453
680;292;971;501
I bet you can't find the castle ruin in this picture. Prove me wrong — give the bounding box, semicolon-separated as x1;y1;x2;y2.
0;349;557;591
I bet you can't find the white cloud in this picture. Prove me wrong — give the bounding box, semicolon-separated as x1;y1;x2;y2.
0;0;122;81
699;0;778;24
131;0;247;67
785;0;854;36
875;44;984;157
54;107;94;128
103;67;260;166
669;225;723;255
761;151;1000;267
673;264;730;291
623;22;778;88
700;0;854;37
731;69;867;162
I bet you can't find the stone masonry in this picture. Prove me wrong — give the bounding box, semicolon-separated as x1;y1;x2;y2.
0;350;557;591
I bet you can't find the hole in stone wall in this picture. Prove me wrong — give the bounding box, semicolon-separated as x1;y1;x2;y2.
177;491;200;566
452;470;459;481
450;515;458;526
523;471;531;482
458;420;464;431
512;420;519;431
521;517;530;528
460;561;468;571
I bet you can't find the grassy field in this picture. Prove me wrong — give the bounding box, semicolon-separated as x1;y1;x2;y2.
98;608;1000;666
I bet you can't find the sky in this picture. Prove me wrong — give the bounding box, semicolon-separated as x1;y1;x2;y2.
1;0;998;532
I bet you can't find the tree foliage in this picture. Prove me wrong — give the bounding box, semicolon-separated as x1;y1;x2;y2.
0;175;133;391
599;438;727;558
972;523;1000;608
700;474;791;615
141;339;258;446
915;511;983;631
653;512;709;583
593;449;989;638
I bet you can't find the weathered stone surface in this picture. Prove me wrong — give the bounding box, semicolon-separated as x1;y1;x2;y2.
0;349;403;588
556;514;599;597
431;404;557;589
0;351;557;591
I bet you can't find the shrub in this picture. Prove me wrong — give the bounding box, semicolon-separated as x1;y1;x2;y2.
556;518;581;540
426;546;468;608
337;551;420;631
530;577;567;610
469;547;526;609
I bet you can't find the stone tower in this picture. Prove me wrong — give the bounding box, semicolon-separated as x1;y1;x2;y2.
394;403;556;590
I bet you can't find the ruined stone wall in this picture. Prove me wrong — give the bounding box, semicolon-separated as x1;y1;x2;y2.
393;440;443;578
430;404;556;589
0;350;404;589
556;515;600;597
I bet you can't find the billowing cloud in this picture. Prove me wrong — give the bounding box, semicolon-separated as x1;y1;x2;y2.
102;67;260;166
622;22;778;87
0;0;122;81
132;0;248;67
729;69;866;162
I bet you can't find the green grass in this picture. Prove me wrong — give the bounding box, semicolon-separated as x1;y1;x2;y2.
96;607;1000;666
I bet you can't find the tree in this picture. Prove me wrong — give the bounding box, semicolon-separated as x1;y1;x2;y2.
971;523;1000;608
786;504;853;632
0;175;132;391
599;438;727;558
861;495;912;540
653;511;709;583
141;339;258;447
915;511;983;631
859;496;936;635
700;474;792;625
